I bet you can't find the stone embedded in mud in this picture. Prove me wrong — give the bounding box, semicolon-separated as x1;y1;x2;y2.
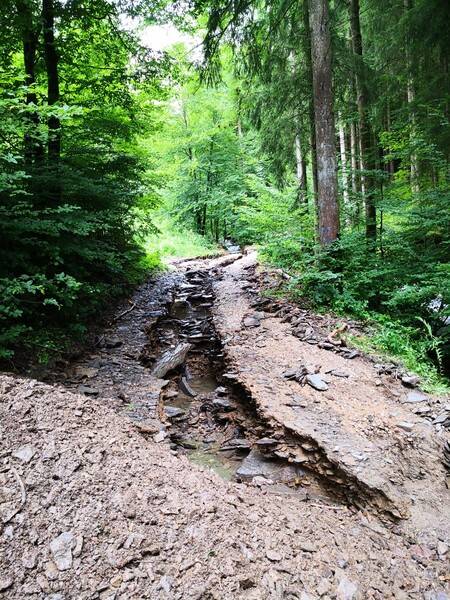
266;549;282;561
105;336;122;349
404;390;428;403
305;374;328;391
212;397;235;412
164;406;186;420
78;385;99;396
401;374;420;388
215;386;228;395
328;369;350;378
0;578;13;592
12;444;36;463
50;532;74;571
243;316;260;328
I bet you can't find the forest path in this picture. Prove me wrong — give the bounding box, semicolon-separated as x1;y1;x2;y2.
0;252;449;599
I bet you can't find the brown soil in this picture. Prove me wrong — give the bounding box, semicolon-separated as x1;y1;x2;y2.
0;252;449;599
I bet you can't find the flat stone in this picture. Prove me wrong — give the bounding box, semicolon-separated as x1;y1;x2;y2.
404;390;428;403
164;406;186;419
433;412;449;425
255;437;278;447
437;541;448;556
220;438;251;451
266;549;282;561
0;577;13;592
153;431;166;443
397;421;414;432
212;397;235;412
50;532;74;571
243;316;260;328
401;374;420;388
78;385;99;396
329;370;350;378
299;542;316;552
12;444;36;463
305;374;328;391
105;336;123;348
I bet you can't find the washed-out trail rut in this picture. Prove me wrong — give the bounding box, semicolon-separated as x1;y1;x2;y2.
0;251;449;599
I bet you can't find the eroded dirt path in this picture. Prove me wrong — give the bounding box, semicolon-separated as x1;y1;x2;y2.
1;252;449;599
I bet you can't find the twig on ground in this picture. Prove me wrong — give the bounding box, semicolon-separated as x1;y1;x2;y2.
112;302;137;323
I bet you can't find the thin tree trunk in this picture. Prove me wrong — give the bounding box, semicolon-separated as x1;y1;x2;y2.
386;99;395;176
349;121;358;193
350;0;376;240
302;2;319;229
295;133;308;204
308;0;339;245
404;0;419;193
42;0;60;163
338;114;349;208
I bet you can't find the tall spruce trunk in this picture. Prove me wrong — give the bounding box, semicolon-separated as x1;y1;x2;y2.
42;0;60;163
16;0;42;166
308;0;339;245
350;0;376;241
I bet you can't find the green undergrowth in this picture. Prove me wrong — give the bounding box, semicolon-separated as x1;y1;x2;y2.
347;318;450;395
144;215;219;261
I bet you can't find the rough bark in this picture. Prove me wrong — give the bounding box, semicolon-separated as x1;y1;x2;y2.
350;0;376;240
42;0;60;162
151;343;192;378
308;0;339;245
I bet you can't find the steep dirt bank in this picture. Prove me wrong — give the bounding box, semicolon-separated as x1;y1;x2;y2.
0;252;449;599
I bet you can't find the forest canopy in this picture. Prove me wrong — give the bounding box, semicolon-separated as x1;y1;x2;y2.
0;0;449;386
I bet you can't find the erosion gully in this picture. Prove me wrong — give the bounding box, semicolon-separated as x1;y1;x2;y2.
143;259;343;507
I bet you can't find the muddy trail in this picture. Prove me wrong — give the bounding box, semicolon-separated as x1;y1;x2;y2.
1;251;449;599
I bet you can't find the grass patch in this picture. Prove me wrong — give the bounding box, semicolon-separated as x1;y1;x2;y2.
347;317;450;394
144;215;218;260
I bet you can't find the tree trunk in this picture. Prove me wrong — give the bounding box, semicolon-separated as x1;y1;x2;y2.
295;133;308;204
42;0;60;163
349;121;358;193
338;114;349;208
308;0;339;245
16;0;42;166
350;0;376;240
302;2;318;221
404;0;419;193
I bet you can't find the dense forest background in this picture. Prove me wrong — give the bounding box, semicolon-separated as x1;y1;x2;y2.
0;0;449;389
